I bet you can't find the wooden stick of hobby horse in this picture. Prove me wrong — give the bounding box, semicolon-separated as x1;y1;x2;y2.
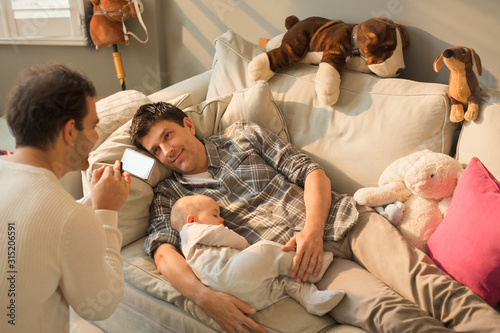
112;44;126;90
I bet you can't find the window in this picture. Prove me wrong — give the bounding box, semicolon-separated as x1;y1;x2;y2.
0;0;86;45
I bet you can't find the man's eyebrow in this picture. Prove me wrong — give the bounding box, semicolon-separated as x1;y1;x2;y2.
147;128;168;152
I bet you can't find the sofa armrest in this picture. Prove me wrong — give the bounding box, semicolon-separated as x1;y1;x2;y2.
60;170;84;200
148;70;211;105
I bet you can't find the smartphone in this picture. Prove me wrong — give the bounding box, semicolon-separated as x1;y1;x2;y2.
121;148;155;180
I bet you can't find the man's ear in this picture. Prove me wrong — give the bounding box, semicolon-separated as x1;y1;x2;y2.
187;214;196;224
183;117;196;136
62;119;78;147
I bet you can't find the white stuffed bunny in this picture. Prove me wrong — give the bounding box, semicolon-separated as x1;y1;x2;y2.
353;150;464;252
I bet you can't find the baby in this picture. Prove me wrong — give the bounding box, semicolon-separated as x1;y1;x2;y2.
170;194;345;316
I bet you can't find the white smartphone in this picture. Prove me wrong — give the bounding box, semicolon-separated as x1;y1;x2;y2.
121;148;155;180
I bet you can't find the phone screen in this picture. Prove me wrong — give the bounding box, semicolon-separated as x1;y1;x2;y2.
121;148;155;180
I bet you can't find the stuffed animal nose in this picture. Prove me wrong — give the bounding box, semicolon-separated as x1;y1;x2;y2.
396;68;404;76
443;49;454;58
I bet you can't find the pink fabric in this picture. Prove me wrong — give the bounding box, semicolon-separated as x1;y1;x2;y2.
426;157;500;307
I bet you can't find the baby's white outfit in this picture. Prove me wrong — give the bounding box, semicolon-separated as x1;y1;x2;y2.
180;223;344;315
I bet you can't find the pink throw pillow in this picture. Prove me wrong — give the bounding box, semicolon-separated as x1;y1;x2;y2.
426;157;500;307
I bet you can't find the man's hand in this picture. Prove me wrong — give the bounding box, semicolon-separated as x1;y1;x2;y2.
282;168;331;282
281;227;324;283
198;289;266;333
91;160;131;211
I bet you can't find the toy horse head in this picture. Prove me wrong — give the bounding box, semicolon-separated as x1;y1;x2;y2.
86;0;139;48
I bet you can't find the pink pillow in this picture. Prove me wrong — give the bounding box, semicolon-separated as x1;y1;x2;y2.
426;157;500;307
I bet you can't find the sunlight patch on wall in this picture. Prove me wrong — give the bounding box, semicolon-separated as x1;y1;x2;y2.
181;25;213;70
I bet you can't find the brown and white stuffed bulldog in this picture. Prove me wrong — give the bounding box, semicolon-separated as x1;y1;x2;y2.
248;15;409;105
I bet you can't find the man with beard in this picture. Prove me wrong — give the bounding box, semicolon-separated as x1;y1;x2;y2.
0;64;130;332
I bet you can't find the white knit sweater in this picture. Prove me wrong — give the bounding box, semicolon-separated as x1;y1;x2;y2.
0;160;124;332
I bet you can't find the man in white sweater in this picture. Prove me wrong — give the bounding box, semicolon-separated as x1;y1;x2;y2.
0;64;130;332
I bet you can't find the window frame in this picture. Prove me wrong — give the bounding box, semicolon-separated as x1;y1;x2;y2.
0;0;87;46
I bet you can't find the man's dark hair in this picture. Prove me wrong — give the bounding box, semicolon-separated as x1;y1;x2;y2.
130;102;188;150
5;63;96;151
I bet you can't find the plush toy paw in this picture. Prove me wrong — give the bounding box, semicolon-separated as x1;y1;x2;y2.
315;63;341;105
248;53;275;82
374;201;405;226
450;104;465;122
354;182;412;207
465;102;479;121
438;197;452;216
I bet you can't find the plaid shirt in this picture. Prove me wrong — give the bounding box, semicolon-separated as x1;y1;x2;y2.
144;121;359;256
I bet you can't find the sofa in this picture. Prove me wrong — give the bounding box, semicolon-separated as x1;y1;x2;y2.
69;30;500;332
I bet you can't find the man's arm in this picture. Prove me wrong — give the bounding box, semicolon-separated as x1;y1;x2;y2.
154;243;266;333
282;168;332;282
64;161;130;320
228;122;332;282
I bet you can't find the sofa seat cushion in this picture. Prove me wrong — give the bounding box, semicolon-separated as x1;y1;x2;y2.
208;30;459;195
93;280;218;332
121;238;350;332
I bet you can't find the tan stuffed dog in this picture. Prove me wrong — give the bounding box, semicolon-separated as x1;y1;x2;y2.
353;150;463;252
433;46;482;122
248;15;409;105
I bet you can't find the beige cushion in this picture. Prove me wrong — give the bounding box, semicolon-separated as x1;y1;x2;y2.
207;31;264;99
93;90;152;150
87;118;177;247
456;88;500;179
186;80;289;142
207;30;459;195
85;93;192;246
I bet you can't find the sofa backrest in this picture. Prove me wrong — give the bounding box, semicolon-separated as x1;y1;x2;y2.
208;30;459;195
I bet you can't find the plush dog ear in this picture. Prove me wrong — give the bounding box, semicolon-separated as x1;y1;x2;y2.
397;24;410;50
433;52;444;72
359;18;388;44
469;48;482;76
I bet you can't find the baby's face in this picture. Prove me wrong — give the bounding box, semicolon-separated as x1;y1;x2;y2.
197;197;224;226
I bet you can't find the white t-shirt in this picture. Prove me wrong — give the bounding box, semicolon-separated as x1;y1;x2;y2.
182;171;218;184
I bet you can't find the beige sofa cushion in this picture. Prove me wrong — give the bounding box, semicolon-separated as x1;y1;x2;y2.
207;30;459;195
186;80;289;142
456;88;500;179
93;90;153;150
86;93;192;246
